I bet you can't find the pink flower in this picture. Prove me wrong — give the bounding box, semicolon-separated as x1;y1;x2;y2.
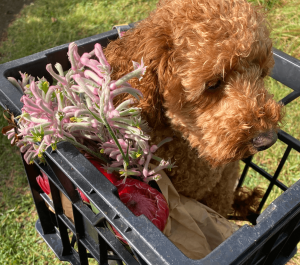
80;57;106;78
94;43;111;73
68;42;84;71
36;171;50;195
84;70;103;86
119;31;126;38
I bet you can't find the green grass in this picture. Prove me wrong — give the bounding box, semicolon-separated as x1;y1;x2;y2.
0;192;64;264
0;0;157;264
0;0;300;264
239;0;300;209
0;0;157;64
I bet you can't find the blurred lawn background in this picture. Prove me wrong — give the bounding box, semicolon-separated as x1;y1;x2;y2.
0;0;299;264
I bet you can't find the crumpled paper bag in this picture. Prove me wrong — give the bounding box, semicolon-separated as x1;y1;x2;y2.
48;191;74;221
152;164;239;260
46;165;238;260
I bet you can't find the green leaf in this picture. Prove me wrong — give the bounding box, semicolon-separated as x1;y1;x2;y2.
51;92;56;101
90;202;100;214
130;147;143;159
24;90;34;98
38;80;49;94
51;142;57;151
40;124;44;136
85;105;103;123
59;91;64;103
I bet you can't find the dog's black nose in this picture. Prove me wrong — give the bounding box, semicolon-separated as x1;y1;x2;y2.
252;130;278;151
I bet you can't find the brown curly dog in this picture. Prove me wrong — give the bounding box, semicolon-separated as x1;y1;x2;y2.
104;0;283;218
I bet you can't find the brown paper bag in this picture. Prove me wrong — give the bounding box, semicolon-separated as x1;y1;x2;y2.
46;166;238;260
151;164;239;260
48;191;74;222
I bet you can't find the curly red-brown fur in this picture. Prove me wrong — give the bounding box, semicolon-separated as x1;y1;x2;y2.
104;0;283;217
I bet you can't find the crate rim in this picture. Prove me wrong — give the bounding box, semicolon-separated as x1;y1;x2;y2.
1;27;300;265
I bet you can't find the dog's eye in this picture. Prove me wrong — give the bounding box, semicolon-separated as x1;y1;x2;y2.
207;80;221;90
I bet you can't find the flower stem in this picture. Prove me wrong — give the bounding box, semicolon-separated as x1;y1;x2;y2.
85;104;129;167
103;117;129;167
63;136;109;163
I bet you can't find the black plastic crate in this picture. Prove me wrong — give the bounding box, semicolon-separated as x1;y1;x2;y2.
1;26;300;265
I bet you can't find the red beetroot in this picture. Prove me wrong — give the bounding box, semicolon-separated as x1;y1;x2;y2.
89;159;169;244
116;179;169;231
36;171;50;195
77;189;90;203
37;171;89;206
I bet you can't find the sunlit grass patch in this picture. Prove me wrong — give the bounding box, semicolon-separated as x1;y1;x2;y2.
267;77;300;141
0;0;157;64
0;192;67;264
268;0;300;59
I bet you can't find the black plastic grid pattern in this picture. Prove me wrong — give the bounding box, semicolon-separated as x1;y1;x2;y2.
0;27;300;265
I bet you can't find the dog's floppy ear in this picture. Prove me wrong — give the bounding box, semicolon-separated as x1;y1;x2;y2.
124;21;183;127
105;17;183;128
134;20;185;126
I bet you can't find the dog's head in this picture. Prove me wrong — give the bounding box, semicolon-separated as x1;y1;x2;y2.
142;0;283;167
106;0;284;167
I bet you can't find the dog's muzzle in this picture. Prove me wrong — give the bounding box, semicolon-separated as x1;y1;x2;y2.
252;130;278;151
